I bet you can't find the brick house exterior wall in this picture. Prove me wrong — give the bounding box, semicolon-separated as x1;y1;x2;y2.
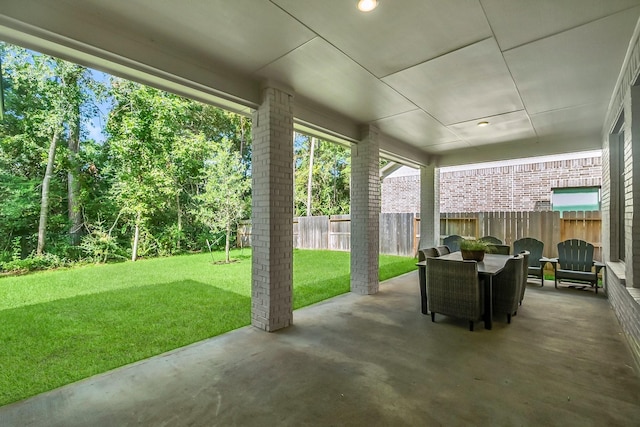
601;24;640;371
381;154;602;213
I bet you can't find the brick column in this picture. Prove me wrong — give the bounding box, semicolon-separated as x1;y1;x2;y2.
419;164;440;248
350;125;380;295
251;87;294;331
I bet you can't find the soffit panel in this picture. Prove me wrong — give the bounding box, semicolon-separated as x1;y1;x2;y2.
271;0;492;78
530;103;607;140
504;8;640;114
383;38;524;126
447;110;536;146
372;110;460;149
254;37;416;123
39;0;318;74
481;0;640;51
420;140;472;154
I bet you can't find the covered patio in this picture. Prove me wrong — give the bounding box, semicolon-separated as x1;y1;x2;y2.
2;1;640;423
1;275;639;425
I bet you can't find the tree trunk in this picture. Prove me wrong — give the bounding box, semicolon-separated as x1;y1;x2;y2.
176;191;182;250
239;116;245;163
306;137;316;216
37;129;60;255
132;212;141;262
225;223;231;263
68;104;82;245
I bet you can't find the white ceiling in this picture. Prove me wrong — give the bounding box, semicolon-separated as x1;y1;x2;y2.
0;0;639;166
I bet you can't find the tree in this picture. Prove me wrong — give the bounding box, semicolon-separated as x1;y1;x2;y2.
294;133;350;217
195;138;250;263
306;136;316;216
1;44;105;258
106;80;179;261
1;44;254;265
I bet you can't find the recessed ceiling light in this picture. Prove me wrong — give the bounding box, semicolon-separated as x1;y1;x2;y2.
477;121;489;127
357;0;378;12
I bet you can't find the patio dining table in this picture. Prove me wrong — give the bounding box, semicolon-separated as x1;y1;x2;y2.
416;252;512;330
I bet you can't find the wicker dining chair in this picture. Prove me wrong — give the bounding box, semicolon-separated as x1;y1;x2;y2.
480;235;503;244
418;247;439;261
488;244;510;255
518;250;530;305
443;235;463;252
426;257;483;331
436;245;451;256
492;254;524;324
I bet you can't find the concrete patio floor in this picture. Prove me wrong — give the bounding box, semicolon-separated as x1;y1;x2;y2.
1;272;639;426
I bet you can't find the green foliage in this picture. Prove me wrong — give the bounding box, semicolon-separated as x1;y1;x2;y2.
0;252;68;273
294;133;350;217
1;43;107;257
460;238;492;251
195;138;250;261
80;222;126;263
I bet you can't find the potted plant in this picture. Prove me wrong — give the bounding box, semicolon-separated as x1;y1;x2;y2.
460;238;491;261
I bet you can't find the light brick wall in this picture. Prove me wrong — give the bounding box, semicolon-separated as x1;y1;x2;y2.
251;87;294;332
384;175;421;213
600;27;640;371
381;157;602;213
350;126;380;295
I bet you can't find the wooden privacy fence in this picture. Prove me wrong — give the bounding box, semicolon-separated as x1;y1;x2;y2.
238;211;602;260
239;213;417;256
438;211;602;261
292;213;415;255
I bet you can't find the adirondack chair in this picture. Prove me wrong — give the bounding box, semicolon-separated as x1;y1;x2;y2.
443;234;463;252
513;237;545;286
553;239;599;293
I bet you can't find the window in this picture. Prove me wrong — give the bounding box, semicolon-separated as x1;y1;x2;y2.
610;113;625;261
551;187;601;215
616;131;625;261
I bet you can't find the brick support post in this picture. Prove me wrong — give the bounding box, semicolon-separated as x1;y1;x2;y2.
350;125;380;295
251;87;294;331
419;164;440;249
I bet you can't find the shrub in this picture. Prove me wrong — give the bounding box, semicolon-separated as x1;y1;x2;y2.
0;252;68;273
80;224;125;263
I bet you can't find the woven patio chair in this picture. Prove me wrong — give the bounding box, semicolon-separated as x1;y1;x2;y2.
443;235;463;252
513;237;545;286
418;247;439;261
480;235;503;244
426;257;483;331
436;245;451;256
518;250;530;305
553;239;598;293
492;254;524;323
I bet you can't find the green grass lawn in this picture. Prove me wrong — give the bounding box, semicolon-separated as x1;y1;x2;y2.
0;249;416;406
